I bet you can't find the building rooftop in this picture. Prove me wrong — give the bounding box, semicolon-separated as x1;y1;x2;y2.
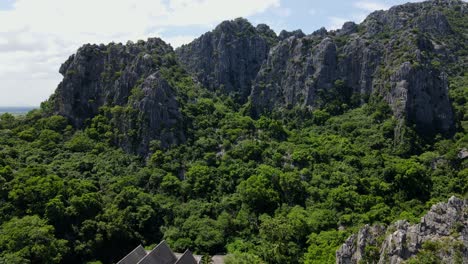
117;245;147;264
117;241;199;264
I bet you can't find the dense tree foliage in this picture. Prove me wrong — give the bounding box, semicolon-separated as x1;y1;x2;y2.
1;7;467;259
0;72;466;263
0;215;68;264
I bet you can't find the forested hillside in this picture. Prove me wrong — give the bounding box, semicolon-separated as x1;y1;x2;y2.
0;0;467;263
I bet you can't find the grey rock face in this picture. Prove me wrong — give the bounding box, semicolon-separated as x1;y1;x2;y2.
336;196;468;264
278;29;306;40
52;38;185;154
387;62;454;135
250;36;339;116
250;32;382;116
175;18;276;103
49;0;465;156
337;225;386;264
256;24;278;44
54;38;173;127
338;22;358;36
338;38;382;97
249;0;464;135
362;0;457;36
123;72;184;155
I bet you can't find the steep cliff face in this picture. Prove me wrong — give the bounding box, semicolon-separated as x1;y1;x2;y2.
249;27;382;116
116;72;184;155
336;196;467;264
361;0;462;135
49;0;465;155
249;0;466;135
175;18;277;103
250;35;340;113
54;38;173;127
52;38;185;154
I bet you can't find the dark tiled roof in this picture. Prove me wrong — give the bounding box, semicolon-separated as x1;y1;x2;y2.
116;241;207;264
117;245;147;264
136;241;178;264
174;250;198;264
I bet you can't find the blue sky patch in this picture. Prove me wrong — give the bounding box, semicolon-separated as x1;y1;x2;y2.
0;0;15;10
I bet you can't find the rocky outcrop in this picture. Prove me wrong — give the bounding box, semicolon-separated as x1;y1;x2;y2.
251;35;327;113
52;38;185;154
337;22;358;36
49;0;466;156
250;30;382;116
250;35;343;115
119;72;184;155
387;62;454;134
361;0;456;37
248;0;465;135
54;38;173;127
336;196;468;264
278;29;305;40
337;225;387;264
175;18;277;103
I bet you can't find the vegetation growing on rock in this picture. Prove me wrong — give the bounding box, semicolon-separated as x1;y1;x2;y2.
0;0;467;263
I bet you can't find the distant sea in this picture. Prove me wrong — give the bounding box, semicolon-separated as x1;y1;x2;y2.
0;106;38;115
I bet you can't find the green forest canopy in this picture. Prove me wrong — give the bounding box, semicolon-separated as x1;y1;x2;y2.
0;69;466;263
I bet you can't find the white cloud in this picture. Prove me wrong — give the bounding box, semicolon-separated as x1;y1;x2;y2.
353;1;390;12
0;0;280;106
164;0;280;26
0;36;8;45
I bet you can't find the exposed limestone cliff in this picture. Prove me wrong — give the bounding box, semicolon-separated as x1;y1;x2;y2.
54;38;173;127
52;38;185;154
249;0;466;135
175;18;277;103
336;196;467;264
49;0;466;155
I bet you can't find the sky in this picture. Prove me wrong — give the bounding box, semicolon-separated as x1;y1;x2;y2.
0;0;425;107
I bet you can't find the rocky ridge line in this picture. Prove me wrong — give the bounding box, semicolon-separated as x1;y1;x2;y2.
336;196;467;264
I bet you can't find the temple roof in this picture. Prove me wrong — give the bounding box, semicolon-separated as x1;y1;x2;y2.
117;241;200;264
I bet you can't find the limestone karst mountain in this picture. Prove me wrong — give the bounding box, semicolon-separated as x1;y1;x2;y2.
49;0;466;155
1;1;467;263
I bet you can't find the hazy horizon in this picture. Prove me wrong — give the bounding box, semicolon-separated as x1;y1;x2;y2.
0;105;39;107
0;106;37;116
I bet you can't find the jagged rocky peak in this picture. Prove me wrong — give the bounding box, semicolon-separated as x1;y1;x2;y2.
311;27;328;37
48;0;465;156
175;17;277;103
363;0;467;35
250;0;465;135
53;38;174;127
336;196;468;264
256;23;278;43
337;22;358;36
278;29;306;40
51;37;185;154
362;0;462;36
